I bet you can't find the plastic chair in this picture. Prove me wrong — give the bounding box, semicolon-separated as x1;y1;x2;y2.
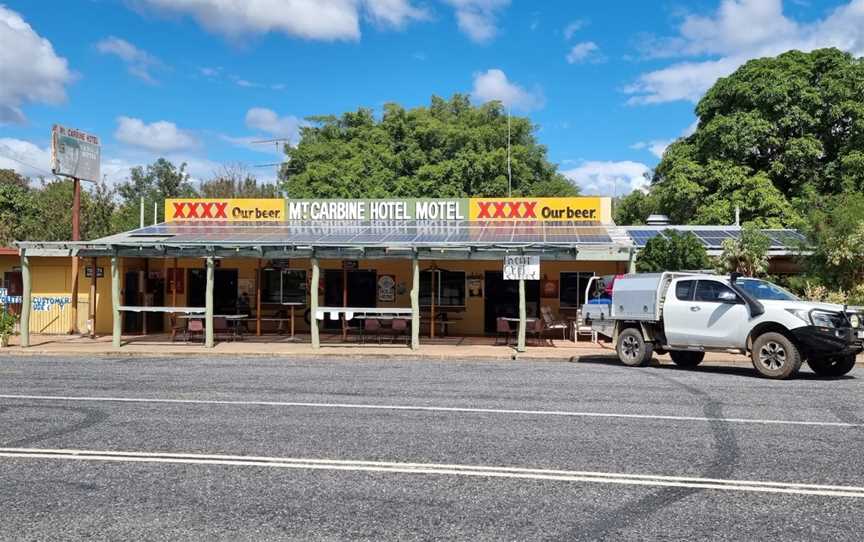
390;318;408;344
362;318;382;344
540;306;568;341
495;317;513;345
185;319;204;343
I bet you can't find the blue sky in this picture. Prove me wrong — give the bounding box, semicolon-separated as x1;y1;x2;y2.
2;0;863;196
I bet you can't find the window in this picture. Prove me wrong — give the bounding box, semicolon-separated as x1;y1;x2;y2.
694;280;737;303
560;272;595;308
420;270;465;307
262;269;307;304
675;280;695;301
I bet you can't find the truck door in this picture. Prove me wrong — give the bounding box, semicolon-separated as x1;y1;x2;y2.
662;279;697;345
687;280;749;347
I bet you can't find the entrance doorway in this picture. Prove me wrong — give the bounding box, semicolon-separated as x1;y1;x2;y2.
483;271;540;334
188;268;239;314
323;269;376;329
123;271;141;333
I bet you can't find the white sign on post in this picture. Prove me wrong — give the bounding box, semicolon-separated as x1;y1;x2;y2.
51;124;101;182
503;255;540;280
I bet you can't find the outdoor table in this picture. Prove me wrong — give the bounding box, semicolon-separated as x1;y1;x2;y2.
118;306;205;314
178;314;249;341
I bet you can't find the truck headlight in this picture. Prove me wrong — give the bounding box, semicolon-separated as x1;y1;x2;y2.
786;309;811;324
850;314;861;328
810;310;837;329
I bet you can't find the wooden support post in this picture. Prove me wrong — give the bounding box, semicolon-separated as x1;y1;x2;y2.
69;177;81;335
89;257;97;338
517;277;527;353
205;257;215;348
19;250;31;348
256;259;262;337
141;261;148;336
341;267;348;341
172;258;178;307
111;254;121;348
429;268;435;339
310;255;320;349
410;254;420;350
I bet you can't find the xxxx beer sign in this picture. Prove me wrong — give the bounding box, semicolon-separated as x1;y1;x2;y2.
166;199;285;222
469;197;609;222
165;197;611;223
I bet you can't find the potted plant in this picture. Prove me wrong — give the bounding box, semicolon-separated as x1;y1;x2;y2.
0;310;16;348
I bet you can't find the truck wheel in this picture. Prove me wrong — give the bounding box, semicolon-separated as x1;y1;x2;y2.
808;354;857;377
751;332;802;379
669;351;705;368
617;328;653;367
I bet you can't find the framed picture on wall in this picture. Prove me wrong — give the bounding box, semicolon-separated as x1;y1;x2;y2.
467;275;483;297
541;279;559;298
377;274;396;302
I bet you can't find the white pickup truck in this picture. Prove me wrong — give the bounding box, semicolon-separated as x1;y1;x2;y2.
582;273;863;379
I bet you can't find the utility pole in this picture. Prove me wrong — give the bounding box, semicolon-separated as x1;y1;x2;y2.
68;177;81;334
507;107;513;198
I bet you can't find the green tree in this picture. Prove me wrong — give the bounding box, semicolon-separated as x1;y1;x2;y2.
715;223;771;277
0;170;36;246
804;192;864;291
112;158;196;231
635;231;709;273
627;48;864;227
199;164;279;198
280;95;578;198
21;179;116;241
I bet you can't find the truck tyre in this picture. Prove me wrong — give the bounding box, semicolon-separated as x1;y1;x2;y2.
669;351;705;368
617;328;653;367
750;332;802;379
808;354;857;377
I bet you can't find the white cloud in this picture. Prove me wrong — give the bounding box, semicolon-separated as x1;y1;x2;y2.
630;140;672;159
136;0;426;41
566;41;599;63
563;19;585;40
245;108;304;141
562;160;651;196
627;0;864;105
0;6;73;124
363;0;428;27
0;138;52;177
114;116;200;152
443;0;510;43
95;36;163;84
470;69;544;111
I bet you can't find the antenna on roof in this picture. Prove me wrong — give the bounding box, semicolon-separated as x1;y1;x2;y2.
507;106;512;198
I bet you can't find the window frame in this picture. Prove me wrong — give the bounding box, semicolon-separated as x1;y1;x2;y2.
420;269;466;308
261;268;307;305
675;280;695;302
693;280;739;304
559;271;596;309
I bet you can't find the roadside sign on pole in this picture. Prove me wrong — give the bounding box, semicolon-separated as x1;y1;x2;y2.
503;255;540;281
51;124;101;182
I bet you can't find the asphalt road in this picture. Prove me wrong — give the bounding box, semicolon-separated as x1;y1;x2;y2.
1;354;863;541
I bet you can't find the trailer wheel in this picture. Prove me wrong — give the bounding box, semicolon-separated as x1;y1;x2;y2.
616;328;653;367
669;351;704;368
808;354;856;377
751;332;802;379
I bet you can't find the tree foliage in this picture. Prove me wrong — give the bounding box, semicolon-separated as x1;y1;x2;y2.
715;223;771;277
112;158;197;232
280;95;577;198
635;231;709;273
617;48;864;227
199;164;279;198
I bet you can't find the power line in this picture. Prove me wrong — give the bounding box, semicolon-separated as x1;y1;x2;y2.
0;152;55;177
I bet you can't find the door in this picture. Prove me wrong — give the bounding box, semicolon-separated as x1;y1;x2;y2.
2;271;22;315
123;271;141;333
483;271;540;334
323;270;377;329
187;268;239;314
664;279;748;348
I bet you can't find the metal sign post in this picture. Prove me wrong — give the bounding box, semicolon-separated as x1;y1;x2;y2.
51;124;101;335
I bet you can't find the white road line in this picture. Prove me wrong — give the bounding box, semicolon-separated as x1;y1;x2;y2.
0;393;860;428
1;447;862;498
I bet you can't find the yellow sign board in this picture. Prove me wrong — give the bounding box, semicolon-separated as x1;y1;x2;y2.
165;199;285;222
468;197;609;222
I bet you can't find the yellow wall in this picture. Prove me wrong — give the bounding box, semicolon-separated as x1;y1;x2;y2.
3;254;627;337
0;254;113;335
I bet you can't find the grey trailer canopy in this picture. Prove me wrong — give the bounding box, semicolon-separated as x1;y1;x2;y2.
17;219;637;261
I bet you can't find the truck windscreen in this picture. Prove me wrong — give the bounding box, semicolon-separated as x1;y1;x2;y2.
736;279;800;301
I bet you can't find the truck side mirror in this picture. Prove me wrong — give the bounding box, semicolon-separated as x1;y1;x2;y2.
718;291;739;303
